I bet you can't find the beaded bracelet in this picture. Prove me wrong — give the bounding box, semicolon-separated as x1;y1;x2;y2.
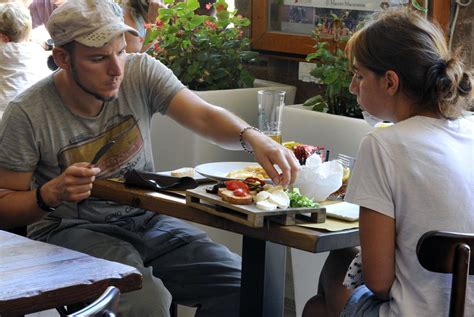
239;126;262;154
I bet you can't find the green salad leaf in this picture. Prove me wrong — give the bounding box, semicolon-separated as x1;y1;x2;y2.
287;188;318;208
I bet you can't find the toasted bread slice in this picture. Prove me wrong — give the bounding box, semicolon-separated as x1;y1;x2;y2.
170;167;194;177
218;188;253;205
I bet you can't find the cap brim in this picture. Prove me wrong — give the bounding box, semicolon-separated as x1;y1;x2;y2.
75;23;139;48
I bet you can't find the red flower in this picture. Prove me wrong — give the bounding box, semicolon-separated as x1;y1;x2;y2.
204;20;217;30
155;20;164;28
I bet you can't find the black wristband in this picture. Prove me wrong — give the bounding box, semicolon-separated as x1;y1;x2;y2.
36;184;55;213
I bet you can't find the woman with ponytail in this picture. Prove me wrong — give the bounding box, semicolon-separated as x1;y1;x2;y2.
303;8;473;317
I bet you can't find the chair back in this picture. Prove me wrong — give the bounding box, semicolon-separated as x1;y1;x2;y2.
417;230;474;317
68;286;121;317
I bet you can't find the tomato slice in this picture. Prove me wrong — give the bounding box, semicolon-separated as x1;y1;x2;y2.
244;177;266;186
225;180;249;192
233;188;248;197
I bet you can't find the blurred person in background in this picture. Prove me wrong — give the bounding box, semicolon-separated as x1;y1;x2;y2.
27;0;64;47
0;2;51;119
28;0;63;29
122;0;216;53
195;0;216;16
122;0;164;52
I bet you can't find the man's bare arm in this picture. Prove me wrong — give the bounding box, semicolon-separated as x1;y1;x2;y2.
165;89;300;185
0;168;45;228
0;164;101;228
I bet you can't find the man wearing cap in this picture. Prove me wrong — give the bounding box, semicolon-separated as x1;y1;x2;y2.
0;0;300;316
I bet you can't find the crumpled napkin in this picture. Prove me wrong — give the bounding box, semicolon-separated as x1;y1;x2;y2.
293;154;343;202
343;252;364;289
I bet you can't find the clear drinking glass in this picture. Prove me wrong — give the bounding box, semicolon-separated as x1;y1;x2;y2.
257;90;286;143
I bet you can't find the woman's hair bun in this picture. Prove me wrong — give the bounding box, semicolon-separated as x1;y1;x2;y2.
426;59;451;99
428;55;473;118
458;72;472;97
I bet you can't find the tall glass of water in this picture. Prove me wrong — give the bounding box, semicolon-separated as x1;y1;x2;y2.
257;90;285;144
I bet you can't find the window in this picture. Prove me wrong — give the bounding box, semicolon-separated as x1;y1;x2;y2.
251;0;451;56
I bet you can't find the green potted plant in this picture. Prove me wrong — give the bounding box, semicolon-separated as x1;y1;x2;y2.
303;13;362;118
303;3;428;119
144;0;258;91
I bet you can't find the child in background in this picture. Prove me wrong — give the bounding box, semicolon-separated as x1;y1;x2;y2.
303;8;473;317
0;2;51;119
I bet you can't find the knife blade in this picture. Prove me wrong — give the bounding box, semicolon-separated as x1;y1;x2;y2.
90;140;116;165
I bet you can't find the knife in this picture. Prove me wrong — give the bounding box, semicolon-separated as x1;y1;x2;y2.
90;140;116;165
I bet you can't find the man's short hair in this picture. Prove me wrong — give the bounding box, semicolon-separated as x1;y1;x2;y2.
47;0;138;48
0;2;32;42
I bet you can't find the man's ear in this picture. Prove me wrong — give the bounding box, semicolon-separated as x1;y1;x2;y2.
385;70;400;96
51;47;71;70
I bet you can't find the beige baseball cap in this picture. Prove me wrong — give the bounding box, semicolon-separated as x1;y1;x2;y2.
47;0;139;48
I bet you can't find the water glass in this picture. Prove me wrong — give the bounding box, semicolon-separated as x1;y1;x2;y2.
257;90;286;143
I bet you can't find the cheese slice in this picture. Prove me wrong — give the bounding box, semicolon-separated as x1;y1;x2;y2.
256;200;278;211
268;190;290;209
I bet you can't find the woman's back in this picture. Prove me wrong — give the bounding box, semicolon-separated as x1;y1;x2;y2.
347;115;474;316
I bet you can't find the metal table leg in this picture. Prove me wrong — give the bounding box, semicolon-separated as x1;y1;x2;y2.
240;235;287;317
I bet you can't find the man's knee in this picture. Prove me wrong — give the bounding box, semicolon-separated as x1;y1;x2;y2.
120;266;173;317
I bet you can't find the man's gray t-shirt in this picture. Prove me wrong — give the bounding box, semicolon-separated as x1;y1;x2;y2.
0;54;185;240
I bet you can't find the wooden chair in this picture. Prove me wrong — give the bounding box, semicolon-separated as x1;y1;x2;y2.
68;286;120;317
416;230;474;317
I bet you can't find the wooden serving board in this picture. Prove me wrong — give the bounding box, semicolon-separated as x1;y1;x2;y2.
186;186;326;228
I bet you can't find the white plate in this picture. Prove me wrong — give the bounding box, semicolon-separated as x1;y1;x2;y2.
195;161;268;182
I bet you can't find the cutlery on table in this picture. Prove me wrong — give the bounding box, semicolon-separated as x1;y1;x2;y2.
90;140;116;166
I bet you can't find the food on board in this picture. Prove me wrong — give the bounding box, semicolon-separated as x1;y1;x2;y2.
210;177;293;209
205;177;315;210
255;200;278;211
170;167;195;177
283;141;326;165
226;165;269;180
217;179;253;205
218;188;253;205
287;188;318;208
255;187;290;210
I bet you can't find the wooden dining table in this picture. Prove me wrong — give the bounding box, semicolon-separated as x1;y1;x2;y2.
92;179;360;317
0;229;143;316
